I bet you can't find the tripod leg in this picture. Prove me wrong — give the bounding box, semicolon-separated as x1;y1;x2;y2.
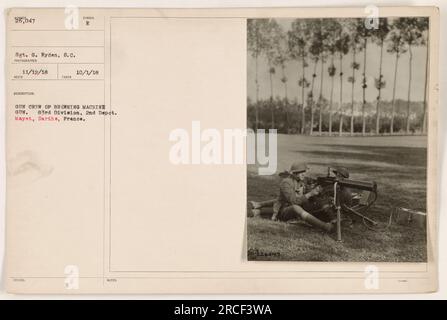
344;206;378;226
336;206;342;242
333;182;342;242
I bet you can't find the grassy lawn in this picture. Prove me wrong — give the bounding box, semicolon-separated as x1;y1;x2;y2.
247;134;427;262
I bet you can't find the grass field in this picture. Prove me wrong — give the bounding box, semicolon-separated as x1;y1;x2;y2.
247;134;427;262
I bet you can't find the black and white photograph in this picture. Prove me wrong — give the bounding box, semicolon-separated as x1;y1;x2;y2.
247;17;430;262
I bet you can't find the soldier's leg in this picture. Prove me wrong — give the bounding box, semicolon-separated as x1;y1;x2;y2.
250;199;277;218
252;207;274;219
282;205;333;232
305;197;334;222
271;201;281;221
278;205;300;221
250;199;277;209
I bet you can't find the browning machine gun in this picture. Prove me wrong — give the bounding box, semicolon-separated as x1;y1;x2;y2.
312;167;379;241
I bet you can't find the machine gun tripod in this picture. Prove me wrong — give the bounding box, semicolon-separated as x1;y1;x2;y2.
312;168;379;241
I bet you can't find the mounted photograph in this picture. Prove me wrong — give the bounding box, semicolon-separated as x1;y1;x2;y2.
246;16;430;262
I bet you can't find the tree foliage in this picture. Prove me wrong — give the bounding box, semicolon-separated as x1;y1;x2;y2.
248;17;429;135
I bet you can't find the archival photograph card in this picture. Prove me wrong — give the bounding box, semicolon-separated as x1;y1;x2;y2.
5;6;439;294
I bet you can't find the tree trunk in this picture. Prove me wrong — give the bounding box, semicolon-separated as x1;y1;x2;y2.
361;38;368;136
406;44;413;134
268;61;275;130
329;55;335;136
282;65;289;133
339;53;344;136
309;59;318;135
254;28;259;131
390;52;399;134
269;70;274;129
301;58;306;134
296;65;301;134
350;48;356;136
422;33;429;134
375;39;384;135
318;54;325;136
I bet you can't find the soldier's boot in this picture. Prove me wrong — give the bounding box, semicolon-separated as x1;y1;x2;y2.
249;201;261;209
252;209;262;218
301;211;333;232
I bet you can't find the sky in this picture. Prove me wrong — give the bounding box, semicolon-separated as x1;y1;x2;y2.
247;18;429;104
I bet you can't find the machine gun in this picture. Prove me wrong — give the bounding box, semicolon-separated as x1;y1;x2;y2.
311;167;379;241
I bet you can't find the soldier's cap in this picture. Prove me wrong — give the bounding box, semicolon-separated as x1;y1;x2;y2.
290;162;308;173
333;166;350;178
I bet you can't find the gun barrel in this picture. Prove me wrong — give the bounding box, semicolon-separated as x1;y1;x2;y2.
339;179;377;192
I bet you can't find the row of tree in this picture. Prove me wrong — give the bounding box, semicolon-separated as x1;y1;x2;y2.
247;97;425;134
247;17;429;135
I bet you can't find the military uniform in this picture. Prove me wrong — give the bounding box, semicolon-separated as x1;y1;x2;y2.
252;162;333;232
276;174;310;221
